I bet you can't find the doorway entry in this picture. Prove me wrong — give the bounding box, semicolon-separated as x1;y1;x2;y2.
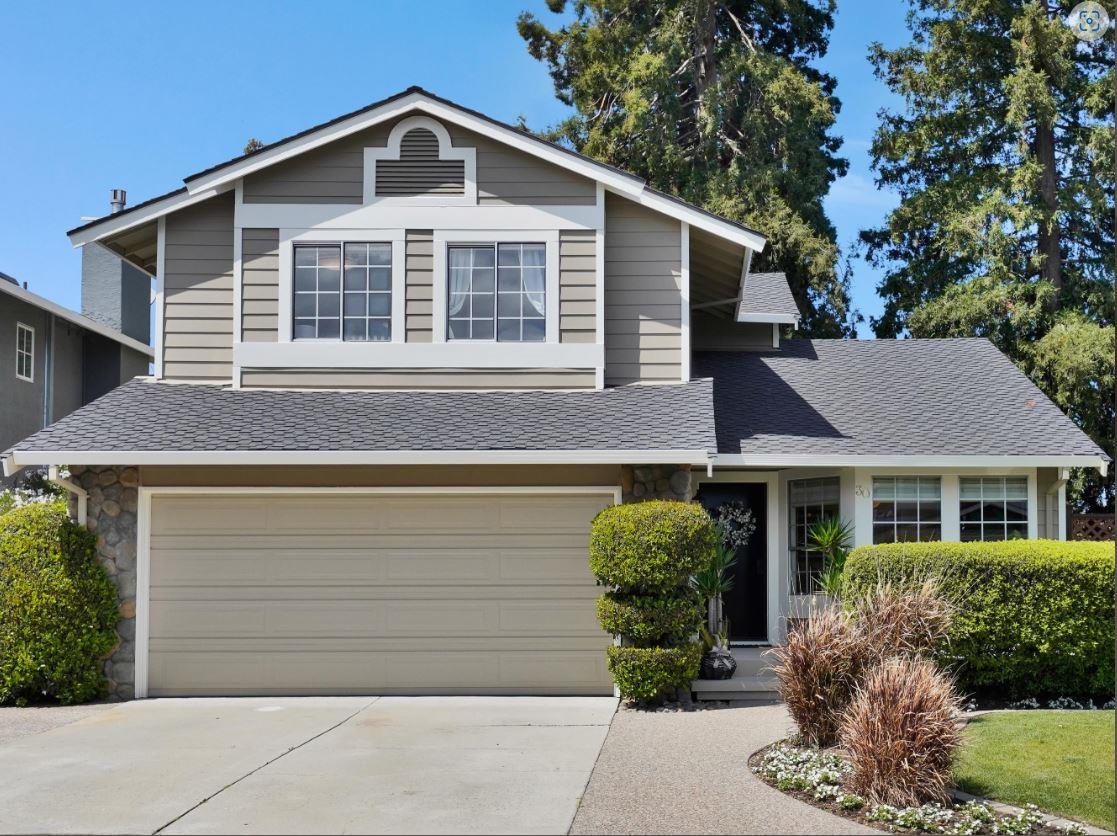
696;481;769;644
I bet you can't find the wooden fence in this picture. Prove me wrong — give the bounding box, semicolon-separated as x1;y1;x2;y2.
1069;514;1115;542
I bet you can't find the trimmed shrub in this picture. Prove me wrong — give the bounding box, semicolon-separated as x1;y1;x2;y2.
768;603;874;747
595;591;702;645
840;656;962;806
0;503;119;705
606;644;703;703
589;501;718;593
844;540;1114;698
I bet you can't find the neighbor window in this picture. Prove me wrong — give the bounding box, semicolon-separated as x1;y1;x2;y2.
872;477;941;544
294;242;392;341
15;322;33;382
448;242;545;341
788;477;840;595
960;476;1029;541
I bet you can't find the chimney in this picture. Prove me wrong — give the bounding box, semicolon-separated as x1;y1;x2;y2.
80;186;151;344
109;188;127;214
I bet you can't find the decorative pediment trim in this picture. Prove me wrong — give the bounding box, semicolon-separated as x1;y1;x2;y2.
363;115;477;205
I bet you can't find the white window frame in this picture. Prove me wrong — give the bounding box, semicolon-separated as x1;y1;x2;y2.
432;230;560;345
363;116;477;206
15;322;33;383
786;475;842;596
959;475;1032;542
870;476;943;544
291;241;396;343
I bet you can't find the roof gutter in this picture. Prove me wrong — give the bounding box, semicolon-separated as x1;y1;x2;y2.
711;454;1110;473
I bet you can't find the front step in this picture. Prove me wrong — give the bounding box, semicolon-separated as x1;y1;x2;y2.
691;646;781;703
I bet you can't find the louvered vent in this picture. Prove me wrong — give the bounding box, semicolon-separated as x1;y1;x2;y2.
375;128;465;196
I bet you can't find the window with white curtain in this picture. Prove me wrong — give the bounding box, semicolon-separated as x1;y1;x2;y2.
448;242;545;341
960;477;1029;541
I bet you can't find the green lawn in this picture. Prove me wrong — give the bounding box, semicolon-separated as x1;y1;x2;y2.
954;710;1115;830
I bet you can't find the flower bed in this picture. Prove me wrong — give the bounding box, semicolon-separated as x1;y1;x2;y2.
750;740;1086;835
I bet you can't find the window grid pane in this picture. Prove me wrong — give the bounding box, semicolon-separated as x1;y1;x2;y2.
959;477;1030;541
342;243;392;342
449;243;546;342
292;245;342;340
15;324;32;381
788;477;840;595
871;477;941;543
447;245;496;340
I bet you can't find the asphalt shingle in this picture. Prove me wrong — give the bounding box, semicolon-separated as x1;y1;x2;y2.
694;338;1105;458
736;272;800;320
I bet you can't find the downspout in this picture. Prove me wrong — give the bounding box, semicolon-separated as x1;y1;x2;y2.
49;465;87;526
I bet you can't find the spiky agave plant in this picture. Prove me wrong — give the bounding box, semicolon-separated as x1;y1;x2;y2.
807;516;855;597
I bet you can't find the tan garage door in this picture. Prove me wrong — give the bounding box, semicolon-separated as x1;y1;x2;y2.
146;490;615;696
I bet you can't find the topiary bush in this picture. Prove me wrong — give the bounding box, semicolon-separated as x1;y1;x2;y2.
0;503;119;705
590;500;715;702
843;540;1114;699
606;644;704;703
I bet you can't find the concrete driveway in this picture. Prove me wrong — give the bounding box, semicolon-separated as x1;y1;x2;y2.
0;696;617;835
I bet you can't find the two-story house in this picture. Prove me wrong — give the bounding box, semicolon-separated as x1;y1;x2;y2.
2;88;1106;701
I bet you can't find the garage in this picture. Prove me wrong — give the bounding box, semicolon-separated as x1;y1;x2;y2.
141;488;616;697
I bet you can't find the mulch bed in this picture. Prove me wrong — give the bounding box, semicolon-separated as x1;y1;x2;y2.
747;741;1069;835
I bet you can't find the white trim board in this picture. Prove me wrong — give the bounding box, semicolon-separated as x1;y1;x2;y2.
234;340;601;370
712;454;1109;472
133;482;622;700
237;203;600;233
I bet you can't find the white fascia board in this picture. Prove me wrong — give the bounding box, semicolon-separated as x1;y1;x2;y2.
185;92;645;199
9;449;711;468
0;280;154;358
234;340;602;369
67;185;231;247
736;312;800;325
712;454;1109;471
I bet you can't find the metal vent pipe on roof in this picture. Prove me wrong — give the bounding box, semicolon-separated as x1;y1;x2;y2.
109;188;127;214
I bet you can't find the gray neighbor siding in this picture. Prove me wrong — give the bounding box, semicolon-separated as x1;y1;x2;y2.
0;296;49;452
162;193;235;382
603;193;682;385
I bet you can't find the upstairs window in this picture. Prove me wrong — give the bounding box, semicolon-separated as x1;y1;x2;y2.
872;477;941;543
960;476;1028;541
447;242;545;342
15;322;33;382
294;242;392;341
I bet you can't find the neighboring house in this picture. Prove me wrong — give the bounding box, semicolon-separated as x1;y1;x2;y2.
0;265;153;458
1;87;1106;701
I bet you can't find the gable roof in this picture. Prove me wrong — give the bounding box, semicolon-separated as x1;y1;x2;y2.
694;339;1107;466
736;272;800;324
67;87;766;252
0;277;154;358
3;377;716;471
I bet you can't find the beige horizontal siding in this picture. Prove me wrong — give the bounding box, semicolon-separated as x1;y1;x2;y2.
162;193;234;382
603;193;682;384
405;230;434;342
559;230;596;344
691;312;773;351
240;368;596;390
242;229;279;343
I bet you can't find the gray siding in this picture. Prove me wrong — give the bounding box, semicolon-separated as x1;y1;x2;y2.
559;230;596;344
691;313;773;351
239;368;596;390
50;320;84;423
0;296;48;452
405;230;434;343
242;229;280;342
162;193;234;382
243;117;596;206
376;128;465;196
119;345;151;383
604;193;682;385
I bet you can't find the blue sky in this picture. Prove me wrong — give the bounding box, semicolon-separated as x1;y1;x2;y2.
0;0;907;336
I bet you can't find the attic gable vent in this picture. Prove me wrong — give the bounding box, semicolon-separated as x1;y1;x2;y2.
366;116;476;204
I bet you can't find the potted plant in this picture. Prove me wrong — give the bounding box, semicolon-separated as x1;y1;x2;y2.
806;516;855;599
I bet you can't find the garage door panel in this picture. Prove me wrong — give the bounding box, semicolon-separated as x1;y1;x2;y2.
147;491;615;695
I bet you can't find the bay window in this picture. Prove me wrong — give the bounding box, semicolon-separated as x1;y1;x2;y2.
788;477;840;595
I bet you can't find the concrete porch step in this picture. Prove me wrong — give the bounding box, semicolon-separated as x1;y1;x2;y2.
691;676;781;703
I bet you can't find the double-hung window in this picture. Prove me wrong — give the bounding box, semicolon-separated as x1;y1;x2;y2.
960;476;1028;541
872;477;941;543
788;477;840;595
448;242;545;342
15;322;33;382
294;242;392;341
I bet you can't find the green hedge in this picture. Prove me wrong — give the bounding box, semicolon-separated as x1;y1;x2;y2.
0;504;119;705
606;644;704;703
843;540;1114;699
589;500;717;593
595;591;702;645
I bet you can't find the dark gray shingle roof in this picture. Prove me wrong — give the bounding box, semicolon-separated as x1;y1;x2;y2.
694;339;1105;458
8;377;716;454
737;272;800;321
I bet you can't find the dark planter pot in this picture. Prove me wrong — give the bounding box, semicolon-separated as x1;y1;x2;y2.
700;648;737;680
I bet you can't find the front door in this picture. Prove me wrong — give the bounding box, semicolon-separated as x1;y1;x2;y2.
696;482;768;643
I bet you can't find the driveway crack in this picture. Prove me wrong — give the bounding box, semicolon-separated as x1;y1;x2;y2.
151;697;379;835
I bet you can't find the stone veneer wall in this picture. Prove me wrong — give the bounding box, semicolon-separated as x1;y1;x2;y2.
621;464;693;503
69;465;138;701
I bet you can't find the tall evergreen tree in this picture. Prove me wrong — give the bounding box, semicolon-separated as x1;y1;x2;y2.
862;0;1114;509
518;0;856;336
